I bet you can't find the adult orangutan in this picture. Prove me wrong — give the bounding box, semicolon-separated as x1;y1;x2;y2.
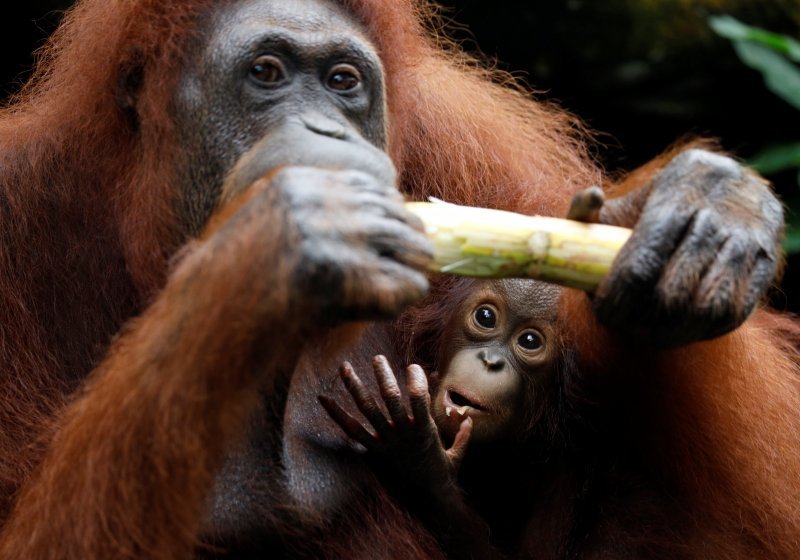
0;1;797;560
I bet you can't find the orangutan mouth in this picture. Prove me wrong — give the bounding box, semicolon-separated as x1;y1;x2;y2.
444;389;489;417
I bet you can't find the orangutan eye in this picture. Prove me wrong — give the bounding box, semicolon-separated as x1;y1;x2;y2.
474;306;497;329
326;64;362;91
250;55;286;84
517;330;543;351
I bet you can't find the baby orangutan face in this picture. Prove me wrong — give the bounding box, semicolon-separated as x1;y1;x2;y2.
431;279;561;443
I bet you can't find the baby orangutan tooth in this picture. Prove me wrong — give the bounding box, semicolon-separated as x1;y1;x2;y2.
457;406;469;416
446;407;453;417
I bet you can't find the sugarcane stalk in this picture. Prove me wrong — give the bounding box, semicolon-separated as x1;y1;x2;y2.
406;200;633;292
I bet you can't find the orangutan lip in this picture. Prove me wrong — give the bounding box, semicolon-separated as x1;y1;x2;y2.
444;389;489;416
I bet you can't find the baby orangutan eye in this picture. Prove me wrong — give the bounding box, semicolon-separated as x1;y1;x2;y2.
517;330;543;351
474;306;497;329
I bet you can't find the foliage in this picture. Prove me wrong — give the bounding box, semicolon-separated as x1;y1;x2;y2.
710;15;800;253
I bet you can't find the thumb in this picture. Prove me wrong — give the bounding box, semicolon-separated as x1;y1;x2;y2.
446;416;473;469
566;185;604;223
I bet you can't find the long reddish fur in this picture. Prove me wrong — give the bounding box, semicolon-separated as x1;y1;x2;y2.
0;0;797;558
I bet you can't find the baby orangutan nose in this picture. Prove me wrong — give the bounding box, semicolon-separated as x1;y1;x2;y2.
478;349;505;372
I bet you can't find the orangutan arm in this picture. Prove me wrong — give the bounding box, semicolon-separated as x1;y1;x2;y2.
0;160;431;559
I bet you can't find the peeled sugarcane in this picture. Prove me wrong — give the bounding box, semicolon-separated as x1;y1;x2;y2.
405;200;633;292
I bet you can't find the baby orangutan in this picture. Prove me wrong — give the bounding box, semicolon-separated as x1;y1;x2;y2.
319;278;564;559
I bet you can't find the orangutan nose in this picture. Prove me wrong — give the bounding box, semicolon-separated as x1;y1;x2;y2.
300;112;349;140
478;350;505;372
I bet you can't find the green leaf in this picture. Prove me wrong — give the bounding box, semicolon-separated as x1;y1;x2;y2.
750;143;800;175
785;193;800;254
785;224;800;254
732;41;800;111
710;15;800;62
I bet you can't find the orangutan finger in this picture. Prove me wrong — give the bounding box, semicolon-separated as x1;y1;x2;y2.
339;361;393;436
446;417;473;469
406;364;435;431
372;355;411;429
566;186;605;223
318;395;378;451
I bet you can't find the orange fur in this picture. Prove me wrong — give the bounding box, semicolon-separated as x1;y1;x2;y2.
0;0;797;558
557;291;800;558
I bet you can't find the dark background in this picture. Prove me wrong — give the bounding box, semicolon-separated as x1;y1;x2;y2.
3;1;798;312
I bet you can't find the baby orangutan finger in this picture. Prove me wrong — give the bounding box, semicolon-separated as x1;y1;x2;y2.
372;355;411;429
446;417;473;469
318;395;378;451
406;364;435;432
339;362;393;436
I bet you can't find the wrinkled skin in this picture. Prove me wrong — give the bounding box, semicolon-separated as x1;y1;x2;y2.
172;0;432;323
183;0;783;553
595;150;783;346
172;0;434;545
0;0;788;558
173;0;391;232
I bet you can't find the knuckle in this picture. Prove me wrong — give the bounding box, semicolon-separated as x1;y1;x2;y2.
360;399;383;419
655;150;748;204
381;385;403;400
282;197;429;322
337;168;382;188
272;165;318;188
408;382;428;400
655;276;693;311
675;149;743;181
691;207;718;230
696;279;735;319
613;246;660;288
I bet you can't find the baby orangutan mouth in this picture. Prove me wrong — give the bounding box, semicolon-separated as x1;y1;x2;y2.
444;388;489;417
